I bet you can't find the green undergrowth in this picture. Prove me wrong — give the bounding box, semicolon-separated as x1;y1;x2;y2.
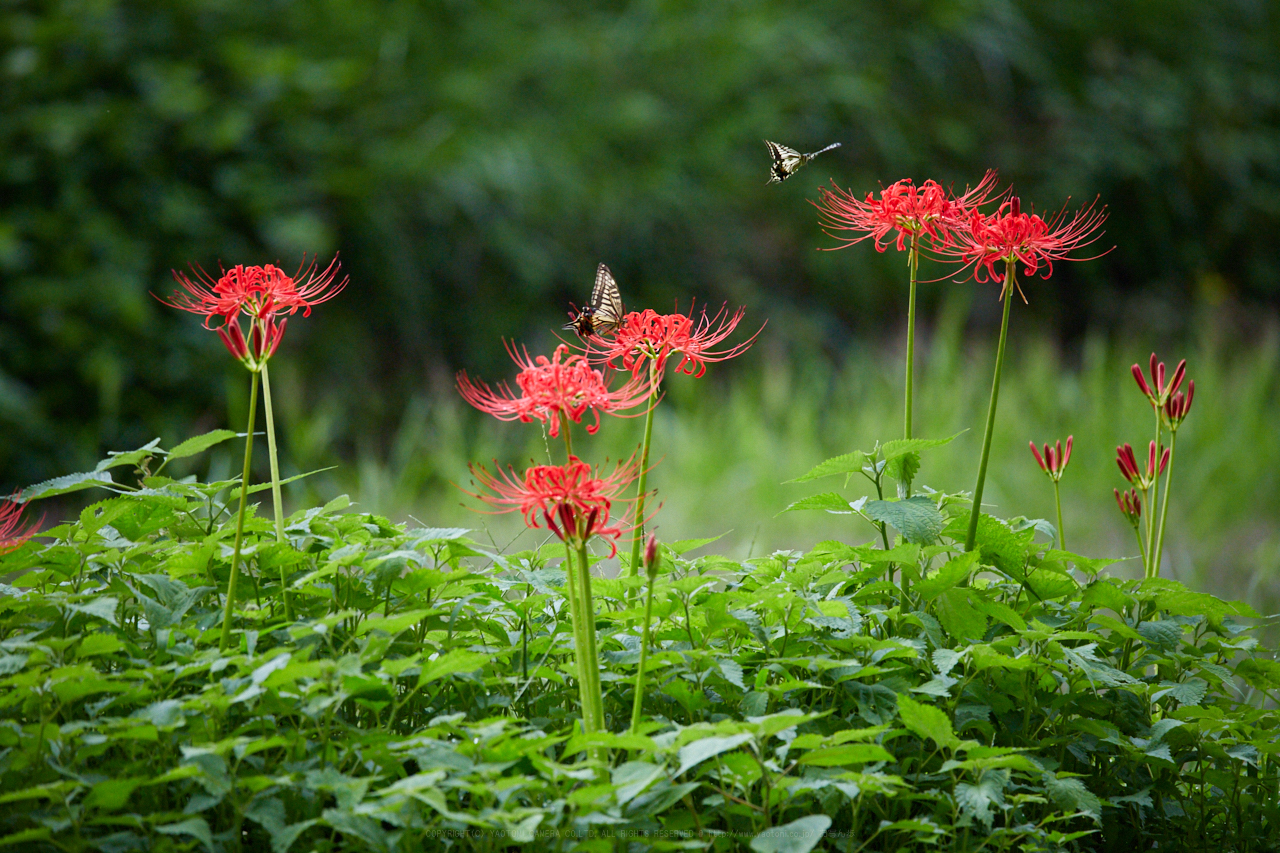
2;435;1279;852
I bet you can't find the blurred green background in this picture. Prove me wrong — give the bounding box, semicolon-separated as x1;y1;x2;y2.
2;0;1279;610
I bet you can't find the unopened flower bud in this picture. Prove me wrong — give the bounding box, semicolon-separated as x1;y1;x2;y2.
1062;435;1073;468
216;321;249;360
1131;363;1152;398
251;321;266;360
1030;441;1047;472
1169;359;1186;396
643;532;659;580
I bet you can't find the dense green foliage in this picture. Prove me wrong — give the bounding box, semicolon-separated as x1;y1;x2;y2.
2;436;1277;851
4;0;1280;484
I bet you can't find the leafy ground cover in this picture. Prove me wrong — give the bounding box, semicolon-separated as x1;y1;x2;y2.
1;431;1278;851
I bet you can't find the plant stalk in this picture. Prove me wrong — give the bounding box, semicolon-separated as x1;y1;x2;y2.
1052;478;1066;551
575;539;605;734
562;540;594;733
627;360;660;579
1151;430;1178;579
965;260;1016;552
904;231;920;443
259;363;293;621
220;370;259;652
628;565;658;735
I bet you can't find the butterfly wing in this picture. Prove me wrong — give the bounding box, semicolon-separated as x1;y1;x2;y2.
588;263;625;335
764;139;804;183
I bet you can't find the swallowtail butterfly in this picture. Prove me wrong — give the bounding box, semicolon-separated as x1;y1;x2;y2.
564;263;625;339
764;139;841;183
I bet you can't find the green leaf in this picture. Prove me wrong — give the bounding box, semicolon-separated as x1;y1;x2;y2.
1043;774;1101;823
1153;678;1207;706
95;438;163;471
0;828;52;848
418;649;491;686
935;588;987;643
864;497;943;545
1235;658;1280;691
156;818;214;852
19;470;115;502
85;778;146;811
165;429;239;462
880;433;962;461
668;533;726;555
896;694;958;749
749;815;832;853
914;551;978;601
1140;578;1260;620
883;451;919;487
787;452;869;483
798;744;894;766
67;596;119;623
675;733;753;777
955;769;1008;829
779;493;853;514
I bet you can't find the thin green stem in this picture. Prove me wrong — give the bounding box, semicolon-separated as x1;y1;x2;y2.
627;360;660;579
1151;430;1178;579
562;540;594;733
259;363;293;621
904;231;920;444
965;261;1016;552
1052;478;1066;551
1145;411;1161;576
628;567;657;734
220;370;259;653
575;539;605;733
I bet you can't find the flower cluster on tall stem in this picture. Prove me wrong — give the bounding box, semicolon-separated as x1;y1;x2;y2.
814;171;999;445
1119;354;1194;578
161;256;347;645
588;304;761;579
458;343;650;440
1030;436;1073;549
953;196;1108;552
468;455;639;740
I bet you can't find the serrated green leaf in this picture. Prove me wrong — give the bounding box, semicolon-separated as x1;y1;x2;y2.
780;493;853;514
418;649;490;686
675;733;753;777
880;433;962;461
786;452;869;483
896;693;958;749
915;551;978;601
935;587;987;642
750;816;832;853
95;438;163;472
798;743;894;766
864;496;943;545
668;533;726;555
156;818;214;852
1235;658;1280;690
1043;774;1101;822
165;429;239;462
19;470;115;502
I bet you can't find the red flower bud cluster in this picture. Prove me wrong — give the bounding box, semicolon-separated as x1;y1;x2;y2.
594;305;761;381
1029;436;1073;482
458;344;650;437
160;256;346;371
1116;440;1168;490
1114;488;1142;527
1163;382;1195;430
466;455;639;556
643;532;660;579
1131;355;1189;414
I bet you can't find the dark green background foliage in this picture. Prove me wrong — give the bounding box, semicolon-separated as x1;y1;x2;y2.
3;0;1279;485
1;438;1277;851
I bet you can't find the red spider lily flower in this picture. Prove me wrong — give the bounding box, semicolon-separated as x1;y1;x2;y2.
1030;435;1073;482
161;256;347;326
1132;354;1187;410
1114;488;1142;527
457;344;650;437
1116;441;1169;489
814;171;1000;252
466;455;640;556
939;196;1109;301
596;305;762;380
1163;380;1194;430
0;495;40;555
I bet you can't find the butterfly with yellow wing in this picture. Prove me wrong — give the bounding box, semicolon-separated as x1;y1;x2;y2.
764;139;841;183
564;263;626;339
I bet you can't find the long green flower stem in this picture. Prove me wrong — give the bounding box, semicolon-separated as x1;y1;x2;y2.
628;563;658;734
1144;415;1161;576
1052;479;1066;551
562;540;595;735
904;231;920;443
1150;431;1178;579
220;371;259;652
626;361;660;579
259;364;293;621
965;261;1016;552
575;539;605;734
